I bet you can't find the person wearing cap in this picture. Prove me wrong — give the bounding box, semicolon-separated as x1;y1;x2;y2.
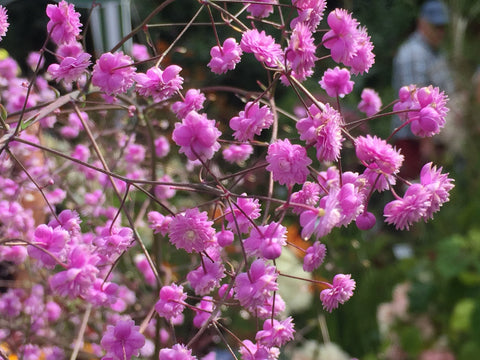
391;0;454;180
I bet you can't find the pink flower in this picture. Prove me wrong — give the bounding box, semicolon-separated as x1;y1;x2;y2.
159;344;197;360
92;52;136;95
266;138;312;186
319;66;354;98
234;259;278;312
337;182;365;227
27;224;69;268
322;9;360;64
245;0;277;18
171;88;206;119
244;221;287;259
155;283;187;322
172;111;221;161
101;318;145;360
345;26;375;74
154;135;170;158
303;241;327;272
384;183;431;230
208;38;242;74
225;195;261;234
410;86;449;137
131;43;150;61
49;246;99;298
296;103;343;162
230;102;274;141
147;211;172;236
300;190;341;239
255;317;295;347
355;135;404;175
168;208;216;253
155;174;176;200
0;6;9;41
187;259;225;295
193;296;216;328
60;111;88;139
134;254;156;287
420;162;454;220
320;273;356;312
284;22;318;82
134;65;183;102
46;0;82;45
290;0;326;31
290;181;321;214
239;340;279;360
358;88;381;117
48;52;91;83
241;29;283;68
222;143;253;163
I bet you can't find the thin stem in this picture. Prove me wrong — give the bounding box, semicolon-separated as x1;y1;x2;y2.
69;303;92;360
155;4;205;67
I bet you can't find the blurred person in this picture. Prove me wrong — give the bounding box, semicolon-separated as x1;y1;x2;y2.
392;0;453;180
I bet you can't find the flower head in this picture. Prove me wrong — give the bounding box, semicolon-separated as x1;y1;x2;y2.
255;317;295;347
303;241;327;272
101;318;145;360
319;66;354;98
223;143;254;164
46;1;82;45
384;183;431;230
358;88;382;117
322;9;360;64
355;135;403;175
168;208;216;253
230;102;274;141
266;138;312;186
92;52;136;95
48;52;91;83
320;274;356;312
290;0;327;31
244;221;287;259
172;111;221;161
225;195;261;234
296;103;343;162
284;22;318;82
159;344;197;360
241;29;283;68
155;283;187;322
135;65;183;102
420;162;454;219
0;6;9;41
208;38;242;74
245;0;277;18
171;89;205;119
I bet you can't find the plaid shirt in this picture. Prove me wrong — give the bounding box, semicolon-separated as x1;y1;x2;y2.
393;31;453;94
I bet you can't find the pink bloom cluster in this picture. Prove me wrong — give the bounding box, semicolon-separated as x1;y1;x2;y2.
322;8;374;74
46;0;82;45
0;5;9;41
230;102;274;141
266;138;312;186
393;85;449;137
208;38;242;74
384;163;454;230
92;52;136;95
241;29;283;68
320;274;356;312
172;111;221;161
135;65;183;102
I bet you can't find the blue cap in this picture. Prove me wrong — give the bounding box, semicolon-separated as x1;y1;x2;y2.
420;0;449;25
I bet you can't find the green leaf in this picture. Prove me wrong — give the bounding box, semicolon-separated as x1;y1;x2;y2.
450;298;475;333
